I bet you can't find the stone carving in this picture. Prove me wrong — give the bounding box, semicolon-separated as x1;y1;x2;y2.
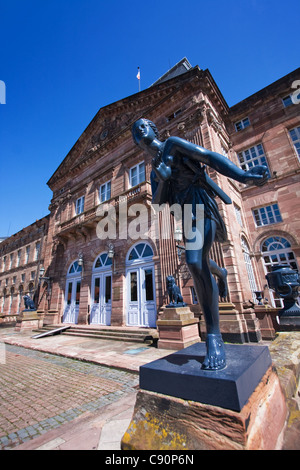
166;276;186;308
23;295;36;311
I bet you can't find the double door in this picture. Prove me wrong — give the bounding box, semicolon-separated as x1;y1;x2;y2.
126;264;156;327
90;272;112;325
63;277;81;324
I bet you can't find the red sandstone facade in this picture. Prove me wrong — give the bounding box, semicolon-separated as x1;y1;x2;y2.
1;60;299;341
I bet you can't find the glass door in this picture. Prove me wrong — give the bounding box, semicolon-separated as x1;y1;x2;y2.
63;278;81;324
90;273;112;325
126;265;156;327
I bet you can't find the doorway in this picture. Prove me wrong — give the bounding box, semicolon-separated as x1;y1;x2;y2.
90;252;112;325
126;243;156;327
63;260;82;324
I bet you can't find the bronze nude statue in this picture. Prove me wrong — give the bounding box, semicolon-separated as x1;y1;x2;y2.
132;118;268;370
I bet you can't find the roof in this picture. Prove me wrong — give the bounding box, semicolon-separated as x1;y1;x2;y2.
151;57;193;86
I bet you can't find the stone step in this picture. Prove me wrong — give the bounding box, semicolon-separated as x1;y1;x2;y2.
33;324;158;344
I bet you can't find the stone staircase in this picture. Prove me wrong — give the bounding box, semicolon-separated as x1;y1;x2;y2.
32;324;159;345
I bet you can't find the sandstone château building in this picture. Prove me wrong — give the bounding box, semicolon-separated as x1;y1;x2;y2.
1;59;299;341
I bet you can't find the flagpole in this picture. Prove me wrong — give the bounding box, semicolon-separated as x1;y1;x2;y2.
137;67;140;92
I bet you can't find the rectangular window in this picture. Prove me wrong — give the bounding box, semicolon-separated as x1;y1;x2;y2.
9;254;13;269
2;256;6;272
238;143;270;177
234;117;250;132
31;271;35;280
25;246;30;264
252;203;282;227
234;203;243;227
35;242;40;261
99;181;111;203
17;249;21;267
75;196;85;215
13;276;16;284
21;273;25;283
282;95;293;108
289;126;300;160
130;162;145;187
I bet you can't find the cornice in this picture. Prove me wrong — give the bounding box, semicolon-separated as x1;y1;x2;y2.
47;68;221;189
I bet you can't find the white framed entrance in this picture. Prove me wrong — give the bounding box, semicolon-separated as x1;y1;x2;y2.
63;260;82;324
90;252;112;325
126;242;156;328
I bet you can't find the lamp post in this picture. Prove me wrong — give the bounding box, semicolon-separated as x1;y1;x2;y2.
39;266;52;298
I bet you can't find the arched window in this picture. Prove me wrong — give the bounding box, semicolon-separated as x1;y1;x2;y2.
241;237;257;301
68;260;82;275
261;237;298;272
93;252;113;270
127;242;153;264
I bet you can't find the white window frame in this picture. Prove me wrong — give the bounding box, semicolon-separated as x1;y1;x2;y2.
234;117;250;132
238;143;270;176
25;246;30;264
129;162;145;188
234;203;243;227
35;242;40;261
241;237;257;302
289;126;300;161
99;180;111;203
16;249;21;267
9;254;13;269
75;196;85;215
252;203;282;227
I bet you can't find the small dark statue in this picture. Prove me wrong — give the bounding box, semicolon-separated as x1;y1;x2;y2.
132;118;268;370
166;275;186;308
23;295;36;311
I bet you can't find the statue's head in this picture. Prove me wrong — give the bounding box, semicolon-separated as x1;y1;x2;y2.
132;118;159;148
166;275;175;286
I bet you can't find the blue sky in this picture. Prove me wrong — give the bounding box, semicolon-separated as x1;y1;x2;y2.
0;0;299;237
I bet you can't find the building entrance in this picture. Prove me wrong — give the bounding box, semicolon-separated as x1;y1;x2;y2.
63;260;82;324
126;243;156;328
90;252;112;325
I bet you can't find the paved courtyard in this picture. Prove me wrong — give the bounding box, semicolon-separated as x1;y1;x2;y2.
0;344;139;450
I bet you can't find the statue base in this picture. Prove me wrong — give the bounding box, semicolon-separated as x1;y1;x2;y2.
139;342;272;411
156;307;200;350
15;310;42;331
121;366;287;450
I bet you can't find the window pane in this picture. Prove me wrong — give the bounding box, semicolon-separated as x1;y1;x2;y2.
130;167;137;186
75;281;81;305
94;277;100;303
67;283;72;305
145;269;154;301
130;272;138;301
139;162;145;182
105;276;111;303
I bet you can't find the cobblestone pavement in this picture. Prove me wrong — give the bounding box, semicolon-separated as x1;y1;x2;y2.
0;344;139;450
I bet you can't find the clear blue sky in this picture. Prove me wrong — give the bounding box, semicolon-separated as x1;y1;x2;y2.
0;0;299;237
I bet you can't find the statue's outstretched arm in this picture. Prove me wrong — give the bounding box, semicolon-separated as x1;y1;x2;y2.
163;137;268;186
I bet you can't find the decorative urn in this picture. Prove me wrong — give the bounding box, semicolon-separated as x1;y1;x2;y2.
266;264;300;323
